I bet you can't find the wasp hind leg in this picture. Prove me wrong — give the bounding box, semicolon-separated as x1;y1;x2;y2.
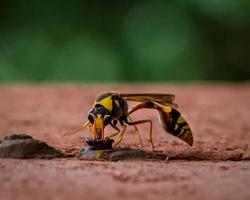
128;116;143;147
125;118;154;152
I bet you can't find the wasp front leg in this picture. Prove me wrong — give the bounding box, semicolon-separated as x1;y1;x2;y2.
108;123;121;138
113;125;127;148
106;123;128;148
87;123;95;138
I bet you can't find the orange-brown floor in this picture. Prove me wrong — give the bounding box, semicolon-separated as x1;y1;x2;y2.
1;83;250;200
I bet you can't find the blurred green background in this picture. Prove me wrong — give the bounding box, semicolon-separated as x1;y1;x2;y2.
0;0;250;82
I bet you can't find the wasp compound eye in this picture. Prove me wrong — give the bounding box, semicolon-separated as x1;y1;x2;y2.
88;113;95;124
104;115;111;126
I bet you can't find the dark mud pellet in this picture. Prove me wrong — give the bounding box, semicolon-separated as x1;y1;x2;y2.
86;137;114;150
0;134;68;159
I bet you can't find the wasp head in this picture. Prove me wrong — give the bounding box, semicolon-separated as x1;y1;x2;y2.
87;106;112;139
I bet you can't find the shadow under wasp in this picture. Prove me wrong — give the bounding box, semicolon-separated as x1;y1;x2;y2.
64;92;193;151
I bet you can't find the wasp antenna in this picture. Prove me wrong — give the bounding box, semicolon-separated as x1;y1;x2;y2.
63;121;90;137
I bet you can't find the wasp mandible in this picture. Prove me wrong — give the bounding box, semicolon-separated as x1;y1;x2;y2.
66;92;193;151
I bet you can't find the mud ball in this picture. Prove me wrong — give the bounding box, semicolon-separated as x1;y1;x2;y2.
86;137;114;150
0;134;68;159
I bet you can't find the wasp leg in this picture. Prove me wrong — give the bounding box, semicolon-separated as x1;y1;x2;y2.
87;124;94;137
63;121;90;137
113;125;127;148
128;116;143;147
126;119;154;152
108;124;121;138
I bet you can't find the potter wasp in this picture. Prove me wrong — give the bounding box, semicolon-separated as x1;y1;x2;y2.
66;92;193;151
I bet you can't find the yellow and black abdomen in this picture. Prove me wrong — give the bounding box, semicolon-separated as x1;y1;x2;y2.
158;106;193;146
127;100;193;146
94;92;128;120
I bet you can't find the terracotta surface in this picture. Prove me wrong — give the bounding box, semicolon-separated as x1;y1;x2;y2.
0;83;250;200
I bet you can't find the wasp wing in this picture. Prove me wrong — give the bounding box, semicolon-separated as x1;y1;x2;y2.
120;93;178;108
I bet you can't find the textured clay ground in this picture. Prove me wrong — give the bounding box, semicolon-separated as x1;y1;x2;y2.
0;83;250;200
